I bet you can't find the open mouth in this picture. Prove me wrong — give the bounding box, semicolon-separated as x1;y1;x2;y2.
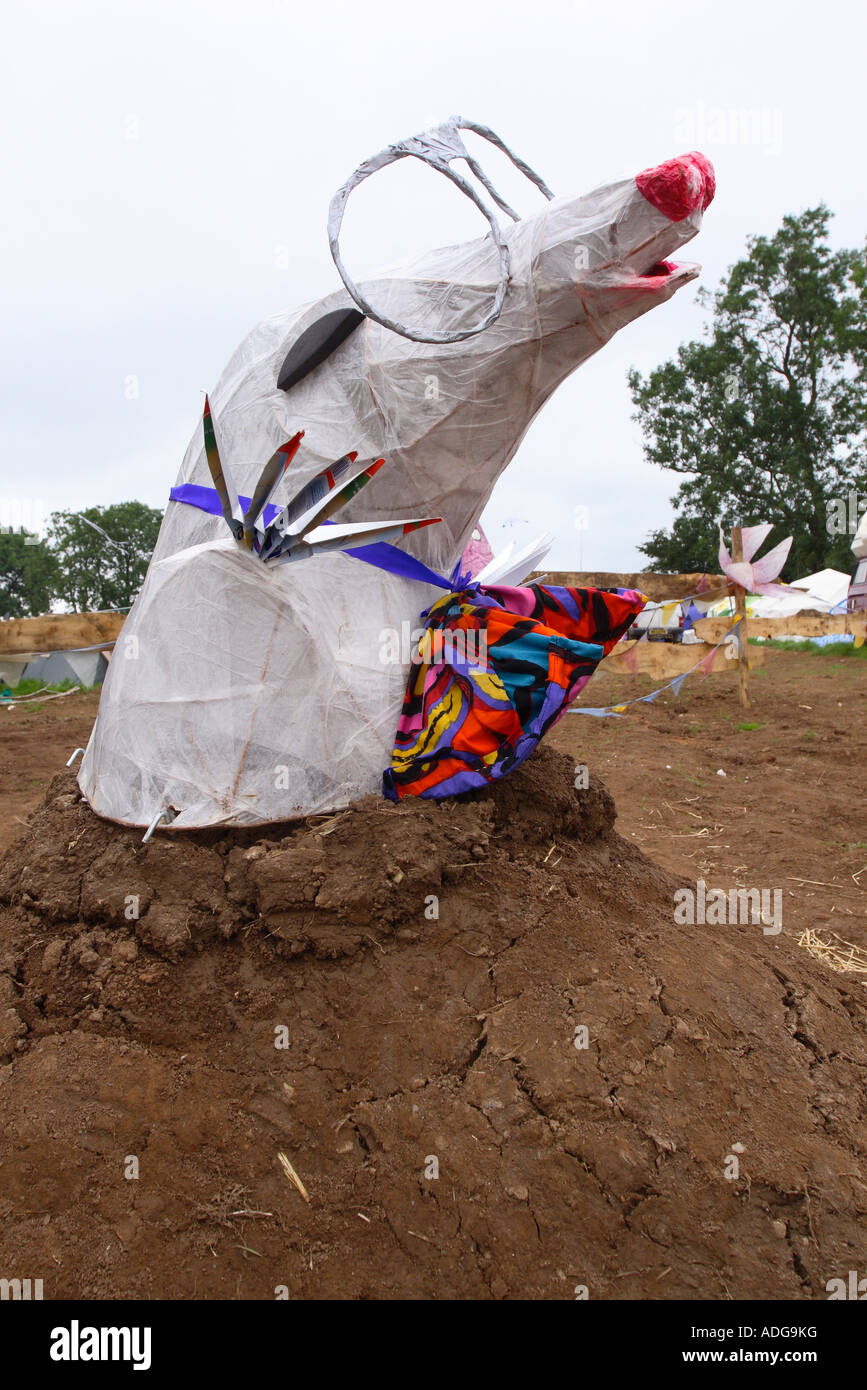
642;259;676;279
617;254;704;295
584;255;688;287
633;257;702;287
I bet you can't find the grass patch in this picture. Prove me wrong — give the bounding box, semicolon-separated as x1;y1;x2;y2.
750;638;866;658
1;677;92;699
737;721;762;731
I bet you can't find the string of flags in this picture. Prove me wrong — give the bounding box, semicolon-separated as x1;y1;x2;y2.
573;521;806;717
570;619;743;718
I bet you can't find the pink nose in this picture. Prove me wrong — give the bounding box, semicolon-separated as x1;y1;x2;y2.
635;152;715;222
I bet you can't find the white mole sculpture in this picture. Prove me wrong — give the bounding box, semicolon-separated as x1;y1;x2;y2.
79;119;715;828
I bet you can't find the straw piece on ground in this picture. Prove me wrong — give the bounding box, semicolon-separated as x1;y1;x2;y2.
277;1151;310;1203
797;929;867;978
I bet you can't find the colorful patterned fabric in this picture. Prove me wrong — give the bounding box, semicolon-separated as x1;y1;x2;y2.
382;583;647;801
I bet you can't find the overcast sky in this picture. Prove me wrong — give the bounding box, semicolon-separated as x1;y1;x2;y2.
1;0;863;570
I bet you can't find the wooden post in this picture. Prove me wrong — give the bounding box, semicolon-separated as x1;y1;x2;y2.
731;525;750;710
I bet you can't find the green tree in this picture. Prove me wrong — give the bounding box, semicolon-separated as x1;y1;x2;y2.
48;502;163;611
629;206;867;575
0;530;58;618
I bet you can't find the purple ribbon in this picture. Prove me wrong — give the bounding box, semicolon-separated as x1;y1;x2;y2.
169;484;283;529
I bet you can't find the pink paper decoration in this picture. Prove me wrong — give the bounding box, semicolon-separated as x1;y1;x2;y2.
718;523;792;599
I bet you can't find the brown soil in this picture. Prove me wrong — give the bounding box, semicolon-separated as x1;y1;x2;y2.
0;651;865;1300
551;647;867;952
0;689;100;858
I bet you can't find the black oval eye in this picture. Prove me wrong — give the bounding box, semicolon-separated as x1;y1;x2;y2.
277;308;365;392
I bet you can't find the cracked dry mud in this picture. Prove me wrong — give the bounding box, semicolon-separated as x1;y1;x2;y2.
0;746;865;1299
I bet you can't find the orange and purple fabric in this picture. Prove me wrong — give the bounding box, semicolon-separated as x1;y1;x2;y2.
382;583;646;801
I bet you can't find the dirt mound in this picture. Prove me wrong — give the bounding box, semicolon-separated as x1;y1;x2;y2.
0;748;865;1299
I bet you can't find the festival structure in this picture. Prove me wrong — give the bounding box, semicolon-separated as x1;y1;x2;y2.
78;119;716;828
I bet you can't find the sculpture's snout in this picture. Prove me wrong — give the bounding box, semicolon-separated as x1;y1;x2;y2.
635;151;715;222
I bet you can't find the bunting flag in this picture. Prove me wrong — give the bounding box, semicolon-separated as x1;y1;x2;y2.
570;620;741;717
620;642;640;674
383;584;646;800
697;646;719;677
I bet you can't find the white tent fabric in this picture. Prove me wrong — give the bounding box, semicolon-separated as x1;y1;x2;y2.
852;510;867;560
709;568;852;621
22;649;107;686
789;569;851;611
753;568;851;617
80;135;714;828
0;656;29;687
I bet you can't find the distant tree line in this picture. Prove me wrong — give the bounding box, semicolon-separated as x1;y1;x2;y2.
0;502;163;619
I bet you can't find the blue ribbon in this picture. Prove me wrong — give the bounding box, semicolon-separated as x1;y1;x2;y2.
169;484;283;529
341;541;454;589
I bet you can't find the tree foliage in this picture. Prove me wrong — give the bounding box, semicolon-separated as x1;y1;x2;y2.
46;503;163;612
0;531;58;619
629;206;867;575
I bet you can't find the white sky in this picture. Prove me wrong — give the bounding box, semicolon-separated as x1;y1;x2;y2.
1;0;863;569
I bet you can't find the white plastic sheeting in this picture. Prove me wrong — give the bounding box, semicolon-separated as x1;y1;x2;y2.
80;132;714;827
708;568;852;620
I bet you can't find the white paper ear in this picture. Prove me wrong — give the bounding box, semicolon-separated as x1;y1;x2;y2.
327;117;554;345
